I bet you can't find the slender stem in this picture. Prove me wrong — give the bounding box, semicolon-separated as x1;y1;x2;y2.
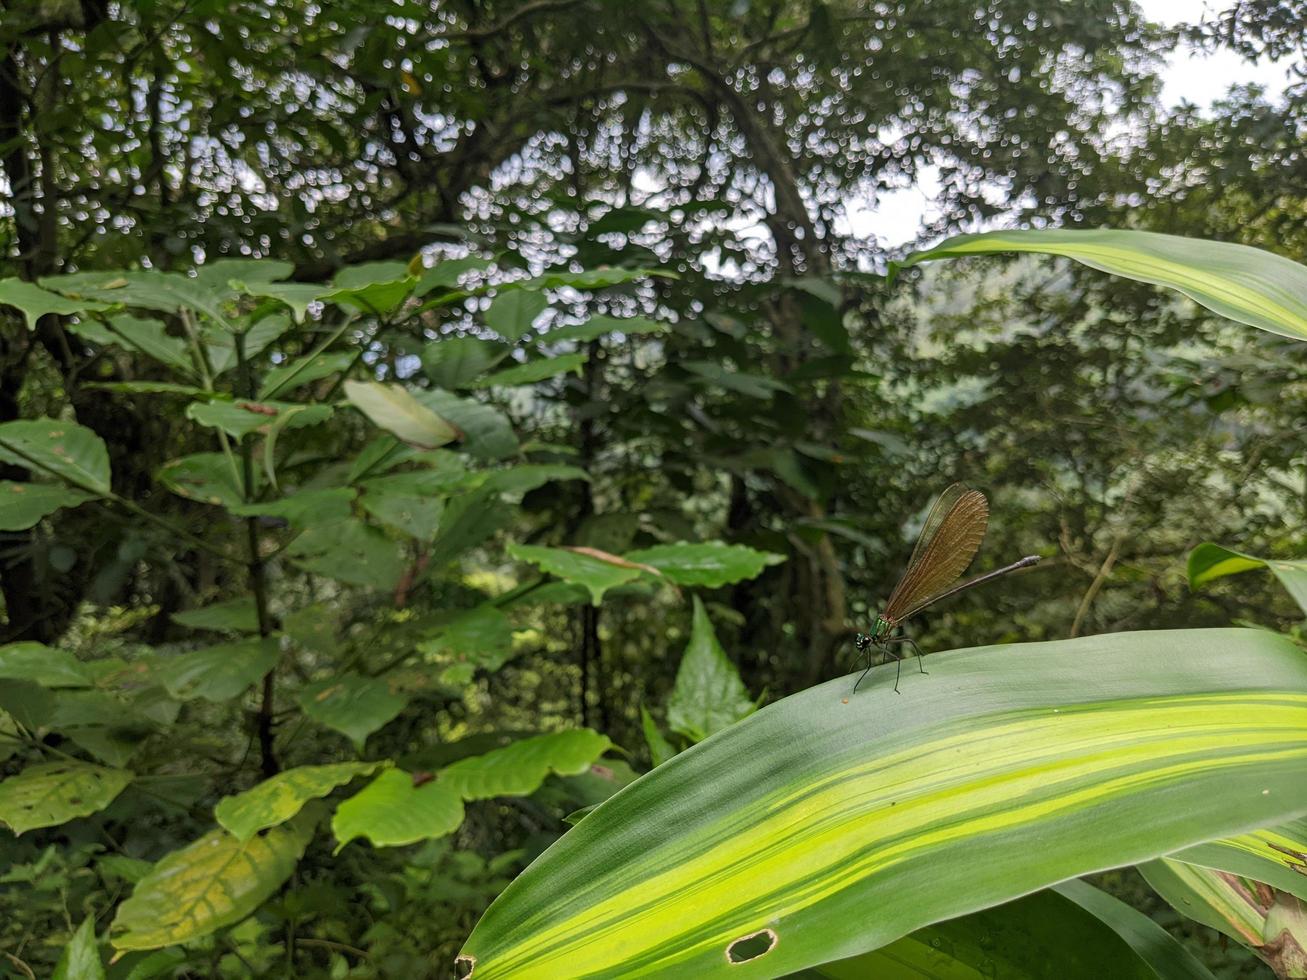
235;332;278;777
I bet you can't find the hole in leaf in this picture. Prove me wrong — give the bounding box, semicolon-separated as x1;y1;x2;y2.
726;928;777;964
454;954;476;978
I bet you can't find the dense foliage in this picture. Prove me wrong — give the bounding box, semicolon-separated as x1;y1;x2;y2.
2;1;1306;978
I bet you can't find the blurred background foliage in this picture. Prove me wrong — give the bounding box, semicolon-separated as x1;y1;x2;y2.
3;0;1307;976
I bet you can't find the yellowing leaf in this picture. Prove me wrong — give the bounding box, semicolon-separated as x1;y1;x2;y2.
343;380;459;449
216;762;381;841
0;762;132;835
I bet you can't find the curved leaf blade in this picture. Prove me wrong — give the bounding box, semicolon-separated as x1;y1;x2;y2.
216;762;380;841
894;229;1307;342
0;762;132;835
459;628;1307;978
625;541;786;588
0;419;112;495
1188;542;1307;615
343;380;459;450
0;481;95;530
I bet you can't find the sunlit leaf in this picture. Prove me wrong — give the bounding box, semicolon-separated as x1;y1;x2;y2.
109;814;315;951
625;541;786;588
894;228;1307;343
459;628;1307;978
507;542;644;605
0;762;132;835
53;915;105;980
1188;542;1307;616
665;597;755;743
344;380;460;450
154;638;279;702
297;673;408;749
332;768;463;850
440;729;611;800
216;762;381;841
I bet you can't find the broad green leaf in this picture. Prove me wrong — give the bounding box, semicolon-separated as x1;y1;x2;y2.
419;604;514;683
216;762;380;840
186;399;331;440
459;628;1307;978
193;258;294;293
0;762;132;834
53;915;105;980
665;597;755;743
893;228;1307;343
157;452;245;507
46;270;238;334
343;380;459;450
154;638;279;702
484;289;548;340
414;389;518;459
171;597;259;633
472;353;587;388
0;419;112;494
1188;542;1307;615
641;706;677;767
360;478;445;540
202;314;289;374
545;314;665;344
320;264;416;315
625;541;786;588
297;673;408;748
109;816;314;951
422;336;510;388
238;281;325;322
427;487;512;567
0;679;56;729
100;314;194;374
258;350;353;398
332;768;464;850
506;542;644;605
0;481;95;530
0;642;93;687
285;518;405;589
440;729;611;801
479;464;589;496
0;277;110;330
806;881;1214;980
230;487;357;529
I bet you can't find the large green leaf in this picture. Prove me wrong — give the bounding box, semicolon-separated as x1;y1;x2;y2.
0;419;112;495
439;729;611;800
1188;542;1307;615
665;597;755;743
507;543;646;605
0;642;93;687
0;277;111;330
458;628;1307;978
0;762;132;835
484;289;548;340
418;604;515;684
359;476;445;540
171;597;259;633
343;380;459;450
803;880;1214;980
296;673;408;749
185;399;332;440
109;814;315;951
157;452;245;507
154;638;280;702
626;541;786;588
422;336;510;388
285;518;405;590
0;481;95;529
215;762;380;841
414;389;518;459
332;768;464;850
230;487;356;529
53;915;106;980
893;229;1307;342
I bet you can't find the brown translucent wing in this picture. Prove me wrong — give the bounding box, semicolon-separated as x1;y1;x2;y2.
883;485;989;623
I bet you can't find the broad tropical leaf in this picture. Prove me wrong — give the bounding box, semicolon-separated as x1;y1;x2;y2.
625;541;786;588
0;277;110;330
332;768;464;850
215;762;381;840
802;880;1214;979
171;597;259;633
154;638;280;702
0;481;95;530
296;673;408;749
484;289;548;340
459;628;1307;978
0;642;93;687
0;419;112;495
439;729;611;800
894;229;1307;343
507;543;646;604
109;813;315;951
0;762;133;834
665;597;755;743
1188;542;1307;615
343;380;459;450
53;916;105;980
